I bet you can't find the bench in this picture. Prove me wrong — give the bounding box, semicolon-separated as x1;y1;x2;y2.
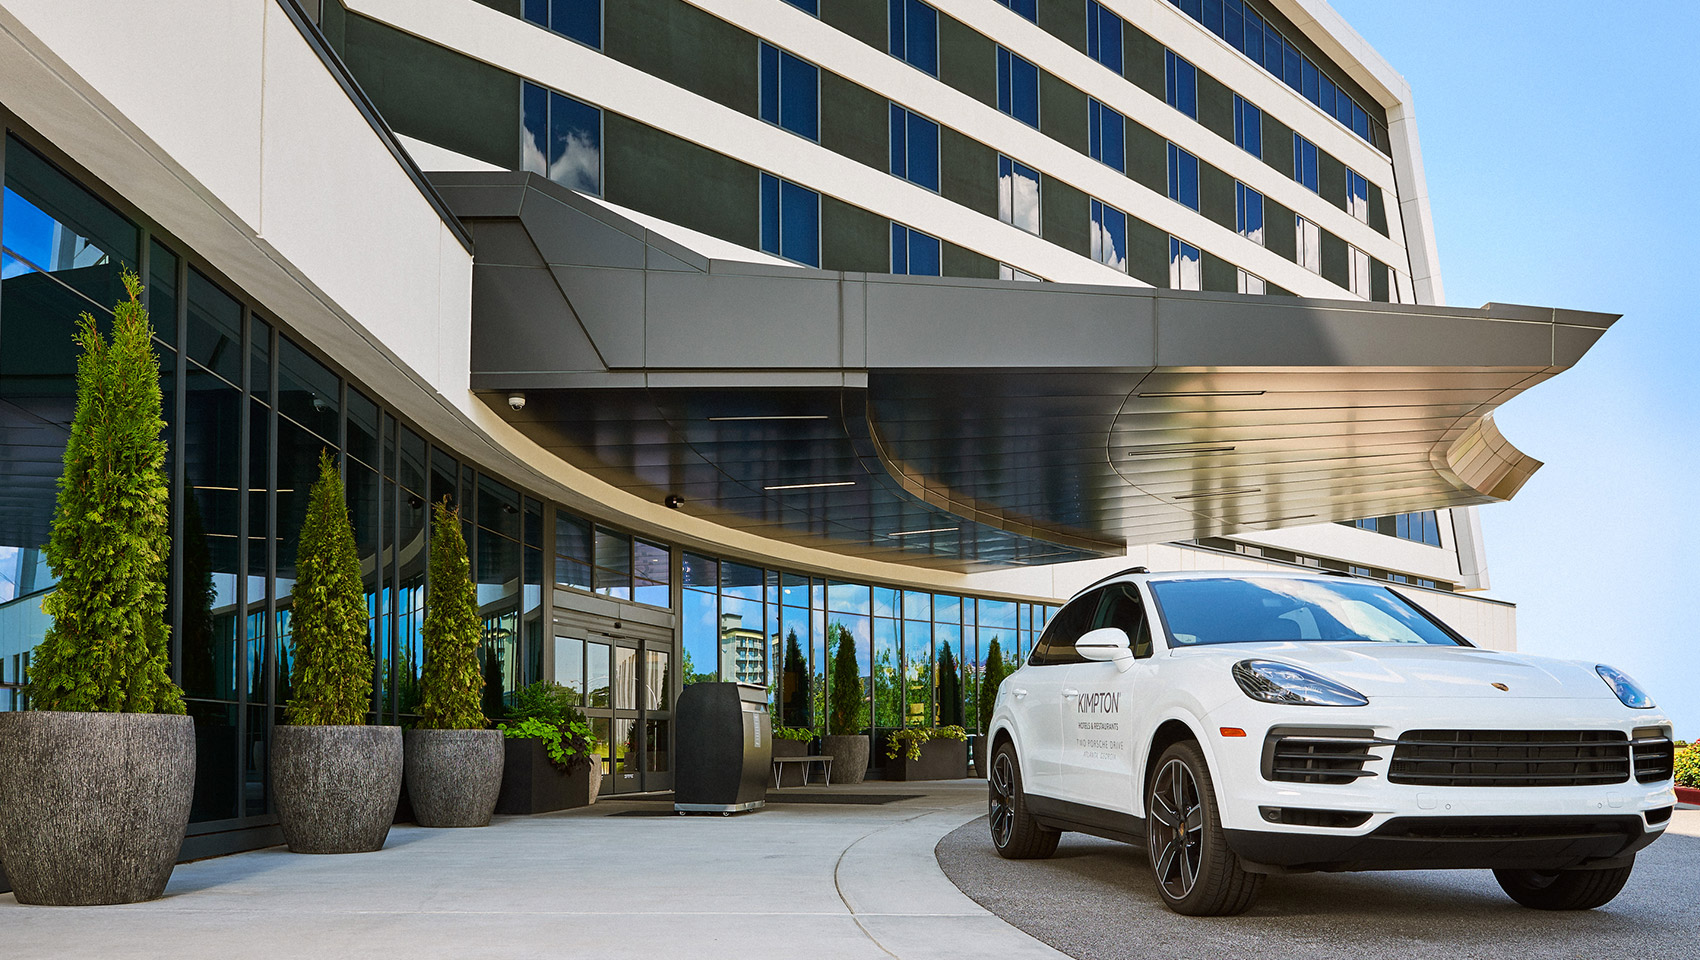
771;755;833;789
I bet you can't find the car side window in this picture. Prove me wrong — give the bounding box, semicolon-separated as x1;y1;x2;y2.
1029;589;1101;666
1092;582;1153;658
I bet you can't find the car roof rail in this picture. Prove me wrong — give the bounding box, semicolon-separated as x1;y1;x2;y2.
1076;565;1150;595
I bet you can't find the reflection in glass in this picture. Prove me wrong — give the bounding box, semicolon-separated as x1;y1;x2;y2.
904;619;932;726
1238;269;1266;295
632;537;669;607
1090;199;1127;273
586;641;611;707
1236;182;1264;246
554;637;585;701
593;526;631;600
613;646;637;710
555;512;593;590
520;82;603;196
997;155;1040;235
646;720;670;773
1169;237;1201;291
643;648;669;711
682;574;717;685
873;618;900;729
188;700;239;822
616;717;639;774
1088;99;1125;173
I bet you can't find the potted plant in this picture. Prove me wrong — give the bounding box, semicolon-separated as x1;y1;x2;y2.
1675;741;1699;806
821;623;869;784
403;501;503;827
772;725;815;786
884;725;969;781
495;682;602;813
973;638;1008;778
0;273;195;905
271;452;403;854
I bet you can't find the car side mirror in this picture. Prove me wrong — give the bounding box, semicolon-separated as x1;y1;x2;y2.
1077;627;1135;672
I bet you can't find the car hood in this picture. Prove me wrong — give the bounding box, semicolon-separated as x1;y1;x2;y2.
1169;642;1614;700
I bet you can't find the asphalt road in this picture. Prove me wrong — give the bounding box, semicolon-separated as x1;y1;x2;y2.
936;813;1700;960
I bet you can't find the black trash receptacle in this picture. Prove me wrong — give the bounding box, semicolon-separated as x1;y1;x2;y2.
674;683;770;814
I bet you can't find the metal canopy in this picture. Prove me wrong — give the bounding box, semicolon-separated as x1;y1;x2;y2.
435;172;1615;572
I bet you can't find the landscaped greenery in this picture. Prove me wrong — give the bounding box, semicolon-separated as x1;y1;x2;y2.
416;501;485;730
827;622;865;735
284;452;373;725
1675;742;1699;788
499;681;599;771
884;725;967;761
28;270;184;715
773;726;815;741
935;643;963;728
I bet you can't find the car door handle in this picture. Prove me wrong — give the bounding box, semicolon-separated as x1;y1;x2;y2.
1061;688;1080;699
1011;688;1028;700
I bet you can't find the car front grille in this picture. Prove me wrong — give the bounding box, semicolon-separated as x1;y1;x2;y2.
1263;728;1382;785
1388;730;1631;787
1630;730;1674;784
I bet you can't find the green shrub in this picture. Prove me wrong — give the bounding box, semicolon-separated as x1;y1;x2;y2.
500;681;599;772
976;638;1007;734
28;270;184;715
827;622;865;735
507;681;580;726
416;501;485;730
935;643;963;728
773;726;815;742
1675;743;1700;789
885;725;967;761
284;452;373;725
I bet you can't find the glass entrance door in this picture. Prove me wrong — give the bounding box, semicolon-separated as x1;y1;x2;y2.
555;633;672;795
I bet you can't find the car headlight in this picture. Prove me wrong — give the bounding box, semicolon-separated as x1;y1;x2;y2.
1595;664;1655;708
1232;660;1368;707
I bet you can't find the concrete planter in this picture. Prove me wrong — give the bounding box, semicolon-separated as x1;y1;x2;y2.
273;725;403;854
403;729;504;828
494;738;596;814
0;712;194;905
885;737;968;781
821;734;869;784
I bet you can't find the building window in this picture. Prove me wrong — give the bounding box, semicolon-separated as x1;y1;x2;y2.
1086;1;1123;73
1293;133;1318;193
1168;236;1201;291
889;0;939;76
889;104;940;191
1235;182;1263;245
759;43;820;142
783;0;819;14
1237;268;1266;295
521;82;603;195
1348;244;1371;298
1233;94;1261;158
1000;263;1042;281
997;47;1040;128
1295;215;1320;273
521;0;601;49
1090;198;1128;273
1088;99;1125;172
994;0;1037;21
1164;50;1197;119
998;155;1040;234
891;223;941;276
1343;511;1443;547
760;173;820;267
1346;168;1369;223
1166;143;1199;211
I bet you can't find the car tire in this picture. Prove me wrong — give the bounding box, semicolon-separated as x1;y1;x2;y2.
1145;740;1262;916
987;741;1059;860
1493;863;1634;910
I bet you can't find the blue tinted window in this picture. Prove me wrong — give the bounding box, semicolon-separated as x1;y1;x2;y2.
1088;99;1125;172
1224;0;1243;48
1345;168;1368;222
1202;0;1223;36
524;0;600;48
1169;236;1201;290
1319;75;1336;118
1090;198;1127;273
1235;182;1263;244
1283;42;1301;89
521;82;602;195
1301;56;1319;104
522;81;547;176
1264;29;1284;76
997;47;1040;128
889;104;939;191
1164;50;1197;119
1087;1;1124;74
1293;134;1318;192
1353;103;1370;140
1233;95;1261;157
995;0;1037;21
1244;10;1264;63
759;173;819;267
998;154;1041;233
890;223;940;276
1179;0;1201;19
759;43;819;141
784;0;819;14
1166;143;1199;211
890;0;938;76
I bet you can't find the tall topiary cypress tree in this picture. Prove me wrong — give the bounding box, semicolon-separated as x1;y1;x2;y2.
827;622;864;735
976;638;1006;734
417;500;485;730
284;451;372;726
28;270;183;715
780;628;810;728
936;642;962;728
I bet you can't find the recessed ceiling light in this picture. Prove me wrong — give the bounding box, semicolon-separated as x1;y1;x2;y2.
763;481;856;491
708;415;830;421
1137;390;1266;398
1171;486;1263;500
1124;445;1236;458
887;527;957;538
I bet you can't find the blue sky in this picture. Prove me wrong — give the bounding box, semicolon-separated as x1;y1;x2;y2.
1329;1;1699;736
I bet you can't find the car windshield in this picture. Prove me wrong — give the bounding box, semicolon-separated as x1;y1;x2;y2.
1147;577;1463;647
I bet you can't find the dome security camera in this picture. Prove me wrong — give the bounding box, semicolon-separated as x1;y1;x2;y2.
507;392;526;411
664;495;685;510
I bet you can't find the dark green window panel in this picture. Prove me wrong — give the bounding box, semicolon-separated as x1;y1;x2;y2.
1123;23;1164;99
1039;72;1087;154
939;15;996;108
340;14;520;169
1261;113;1293;180
471;0;520;14
1267;282;1296;297
604;115;757;248
943;242;999;280
606;0;755;116
1126;121;1165;194
1320;230;1349;288
1198;162;1235;232
1317;152;1346;213
1125;215;1167;287
1265;197;1296;260
822;0;886;50
940;129;998;218
1037;0;1087;53
1197;72;1234;142
1202;251;1237;293
1370;258;1391;302
1040;175;1088;257
1368;184;1389;237
320;0;348;52
821;72;887;171
821;197;889;273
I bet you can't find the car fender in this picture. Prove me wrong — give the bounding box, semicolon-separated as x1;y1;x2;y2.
985;715;1030;782
1133;710;1219;818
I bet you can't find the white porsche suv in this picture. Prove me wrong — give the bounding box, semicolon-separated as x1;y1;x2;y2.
986;569;1677;916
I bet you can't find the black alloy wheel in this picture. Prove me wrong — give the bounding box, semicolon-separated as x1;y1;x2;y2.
1494;863;1635;910
987;741;1059;860
1144;741;1261;916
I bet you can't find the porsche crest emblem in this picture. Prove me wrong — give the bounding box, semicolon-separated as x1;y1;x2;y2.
1491;682;1509;692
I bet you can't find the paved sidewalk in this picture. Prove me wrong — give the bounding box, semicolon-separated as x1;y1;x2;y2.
1;781;1058;960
